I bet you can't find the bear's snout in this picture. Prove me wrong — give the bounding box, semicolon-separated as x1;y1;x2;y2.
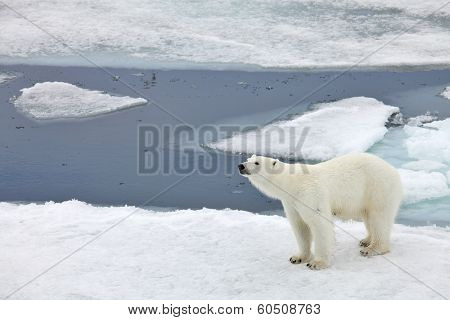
238;163;248;175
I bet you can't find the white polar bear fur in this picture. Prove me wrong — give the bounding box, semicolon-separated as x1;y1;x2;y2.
240;153;403;270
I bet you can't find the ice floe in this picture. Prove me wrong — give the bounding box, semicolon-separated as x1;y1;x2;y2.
13;82;148;120
0;1;449;69
1;200;449;299
209;97;399;161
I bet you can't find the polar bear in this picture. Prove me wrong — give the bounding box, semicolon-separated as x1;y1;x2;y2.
238;153;403;270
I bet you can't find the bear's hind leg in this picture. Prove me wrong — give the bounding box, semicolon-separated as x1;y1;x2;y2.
360;210;394;257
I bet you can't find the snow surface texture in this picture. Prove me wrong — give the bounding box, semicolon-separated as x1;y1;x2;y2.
0;72;16;85
0;1;450;69
13;82;148;119
209;97;399;161
1;200;449;300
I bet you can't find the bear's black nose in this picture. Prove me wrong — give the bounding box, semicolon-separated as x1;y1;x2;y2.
238;164;245;171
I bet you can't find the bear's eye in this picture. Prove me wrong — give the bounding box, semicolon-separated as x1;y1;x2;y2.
254;162;259;165
272;161;276;166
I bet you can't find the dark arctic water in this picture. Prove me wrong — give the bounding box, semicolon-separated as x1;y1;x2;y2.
0;64;449;222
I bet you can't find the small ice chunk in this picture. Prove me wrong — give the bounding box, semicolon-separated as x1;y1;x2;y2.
398;169;450;204
440;87;450;100
209;97;399;161
0;72;17;85
13;82;148;120
407;112;438;127
401;160;446;172
389;112;405;126
237;81;249;88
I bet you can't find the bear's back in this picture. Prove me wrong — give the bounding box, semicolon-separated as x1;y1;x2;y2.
315;153;403;217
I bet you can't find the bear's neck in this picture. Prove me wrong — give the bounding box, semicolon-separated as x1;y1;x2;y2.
248;171;300;201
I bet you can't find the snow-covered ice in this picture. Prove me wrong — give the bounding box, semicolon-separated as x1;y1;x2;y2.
209;97;399;161
0;1;450;69
0;200;449;300
13;82;148;120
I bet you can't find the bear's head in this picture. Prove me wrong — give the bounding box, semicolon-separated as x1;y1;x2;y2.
238;155;288;200
238;154;283;177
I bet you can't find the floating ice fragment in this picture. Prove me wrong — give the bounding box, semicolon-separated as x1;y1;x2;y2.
13;82;148;120
209;97;399;161
0;72;17;85
407;112;439;127
440;87;450;100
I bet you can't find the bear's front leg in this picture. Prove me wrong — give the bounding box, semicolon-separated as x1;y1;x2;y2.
303;210;334;270
283;201;312;264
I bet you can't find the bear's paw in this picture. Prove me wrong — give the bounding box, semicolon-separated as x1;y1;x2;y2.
289;255;309;264
306;260;329;270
